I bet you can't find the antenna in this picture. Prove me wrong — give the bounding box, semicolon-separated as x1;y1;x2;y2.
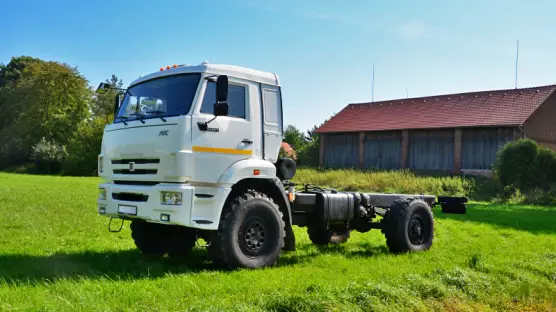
372;63;375;102
406;87;409;99
515;40;519;89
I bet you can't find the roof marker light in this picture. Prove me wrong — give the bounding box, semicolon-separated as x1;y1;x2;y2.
166;65;171;70
173;64;178;68
160;68;164;71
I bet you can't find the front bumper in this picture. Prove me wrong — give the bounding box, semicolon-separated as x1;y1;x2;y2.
97;182;231;230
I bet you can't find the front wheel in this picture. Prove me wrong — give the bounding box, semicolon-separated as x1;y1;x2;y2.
382;198;434;253
207;190;285;269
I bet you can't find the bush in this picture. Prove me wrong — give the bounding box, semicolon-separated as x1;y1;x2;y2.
0;135;28;169
30;137;67;174
492;139;556;204
296;141;320;167
493;139;539;190
535;147;556;189
62;116;110;176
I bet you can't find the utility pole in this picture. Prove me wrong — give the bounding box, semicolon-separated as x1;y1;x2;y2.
515;40;519;89
372;63;375;102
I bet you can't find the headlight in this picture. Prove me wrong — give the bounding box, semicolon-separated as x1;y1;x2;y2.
161;191;182;205
99;188;107;200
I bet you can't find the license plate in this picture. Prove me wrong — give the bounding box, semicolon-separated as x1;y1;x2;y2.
118;205;137;215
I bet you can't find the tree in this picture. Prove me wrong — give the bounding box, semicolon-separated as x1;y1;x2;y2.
89;74;123;119
283;125;306;151
63;115;112;176
0;56;43;135
15;60;91;144
0;55;42;88
0;58;91;168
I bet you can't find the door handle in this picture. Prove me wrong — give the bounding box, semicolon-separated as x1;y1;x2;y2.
242;139;253;144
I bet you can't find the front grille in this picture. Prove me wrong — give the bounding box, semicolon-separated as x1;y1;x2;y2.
112;158;160;165
113;169;158;175
114;181;159;186
112;192;149;202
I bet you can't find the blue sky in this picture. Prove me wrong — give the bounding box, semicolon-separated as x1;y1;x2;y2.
2;0;555;132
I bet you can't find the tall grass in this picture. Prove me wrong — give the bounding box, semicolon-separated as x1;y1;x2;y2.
293;168;474;197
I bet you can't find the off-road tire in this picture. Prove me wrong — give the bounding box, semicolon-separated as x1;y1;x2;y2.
130;220;197;257
307;225;351;245
207;190;285;270
382;198;434;253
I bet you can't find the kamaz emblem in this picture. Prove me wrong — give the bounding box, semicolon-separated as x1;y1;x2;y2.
129;162;135;172
159;130;169;136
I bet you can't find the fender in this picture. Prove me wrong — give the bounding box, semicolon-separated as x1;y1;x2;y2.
217;158;277;185
217;159;295;251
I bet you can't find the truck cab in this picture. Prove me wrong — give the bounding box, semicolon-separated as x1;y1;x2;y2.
98;62;287;232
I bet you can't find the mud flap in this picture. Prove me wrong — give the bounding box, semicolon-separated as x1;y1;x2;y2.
282;223;296;251
437;196;467;214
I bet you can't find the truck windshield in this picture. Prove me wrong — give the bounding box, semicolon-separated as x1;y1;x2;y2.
115;73;201;123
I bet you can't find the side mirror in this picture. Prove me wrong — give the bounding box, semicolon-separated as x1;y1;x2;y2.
216;75;228;102
198;75;229;131
214;102;228;116
213;75;229;117
96;82;110;94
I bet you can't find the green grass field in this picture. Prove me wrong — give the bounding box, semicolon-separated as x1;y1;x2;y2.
1;171;555;311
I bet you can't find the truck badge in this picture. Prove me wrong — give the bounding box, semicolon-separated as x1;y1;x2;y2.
159;130;169;136
129;162;135;172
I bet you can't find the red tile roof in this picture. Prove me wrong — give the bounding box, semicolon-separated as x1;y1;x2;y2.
315;84;556;133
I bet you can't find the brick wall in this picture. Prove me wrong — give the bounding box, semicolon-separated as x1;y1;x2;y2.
523;91;556;151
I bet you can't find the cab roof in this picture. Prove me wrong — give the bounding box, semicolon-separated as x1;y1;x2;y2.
129;61;280;87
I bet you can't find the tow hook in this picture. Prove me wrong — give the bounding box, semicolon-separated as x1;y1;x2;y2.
108;217;125;233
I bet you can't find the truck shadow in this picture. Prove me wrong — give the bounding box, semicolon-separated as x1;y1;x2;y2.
0;243;388;284
278;242;389;266
435;202;556;235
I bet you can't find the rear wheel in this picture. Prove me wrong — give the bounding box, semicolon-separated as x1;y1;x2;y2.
382;198;434;253
208;190;285;269
130;219;197;257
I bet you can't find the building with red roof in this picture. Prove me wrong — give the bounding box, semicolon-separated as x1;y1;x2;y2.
315;84;556;174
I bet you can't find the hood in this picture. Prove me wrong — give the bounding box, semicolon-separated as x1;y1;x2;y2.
98;116;193;183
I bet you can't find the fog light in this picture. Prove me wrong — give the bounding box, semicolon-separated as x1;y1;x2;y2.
99;206;106;214
161;214;170;222
161;191;182;205
99;188;107;200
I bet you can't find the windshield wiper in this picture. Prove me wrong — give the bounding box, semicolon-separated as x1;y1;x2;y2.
146;110;167;122
117;116;129;125
129;112;146;124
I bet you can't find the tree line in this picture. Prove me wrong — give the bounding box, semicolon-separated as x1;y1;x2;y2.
0;55;327;176
0;56;122;175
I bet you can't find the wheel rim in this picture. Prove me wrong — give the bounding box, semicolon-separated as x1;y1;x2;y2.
408;214;425;245
239;216;267;256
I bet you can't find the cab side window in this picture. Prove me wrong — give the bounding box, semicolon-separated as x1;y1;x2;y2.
201;81;246;119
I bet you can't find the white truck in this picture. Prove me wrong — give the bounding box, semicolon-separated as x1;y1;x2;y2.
96;61;467;270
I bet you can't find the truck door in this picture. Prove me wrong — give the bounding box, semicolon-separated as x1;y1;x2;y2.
191;78;260;184
261;84;283;163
